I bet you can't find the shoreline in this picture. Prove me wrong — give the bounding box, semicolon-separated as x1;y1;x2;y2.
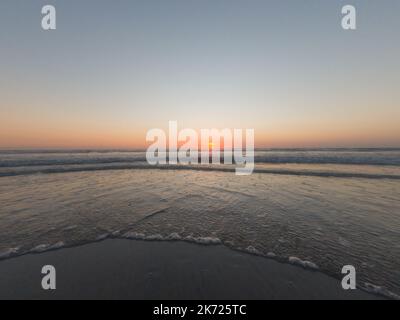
0;239;384;300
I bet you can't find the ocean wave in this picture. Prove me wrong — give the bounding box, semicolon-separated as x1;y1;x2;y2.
95;234;110;241
30;242;65;253
1;163;399;180
0;157;145;168
0;242;66;260
2;149;400;168
363;282;400;300
288;256;319;270
1;233;399;299
121;231;222;245
0;247;20;259
245;246;262;255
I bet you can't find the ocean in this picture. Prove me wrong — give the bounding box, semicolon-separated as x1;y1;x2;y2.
0;148;399;298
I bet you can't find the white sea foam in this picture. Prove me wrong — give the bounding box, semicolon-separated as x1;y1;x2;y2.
50;241;65;249
0;247;20;259
31;244;50;253
95;234;109;241
239;247;276;260
246;246;262;255
121;232;221;245
166;232;182;240
364;282;400;300
145;234;164;241
122;232;146;240
31;241;65;253
288;256;319;270
184;235;222;245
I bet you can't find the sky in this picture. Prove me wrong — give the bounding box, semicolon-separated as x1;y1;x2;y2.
0;0;399;149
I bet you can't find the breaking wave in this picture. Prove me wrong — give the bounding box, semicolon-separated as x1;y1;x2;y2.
1;162;399;180
1;148;400;168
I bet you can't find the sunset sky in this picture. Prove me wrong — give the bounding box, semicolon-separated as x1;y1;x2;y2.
1;0;399;149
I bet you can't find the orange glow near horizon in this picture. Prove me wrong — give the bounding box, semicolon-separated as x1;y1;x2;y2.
1;102;399;149
1;122;399;149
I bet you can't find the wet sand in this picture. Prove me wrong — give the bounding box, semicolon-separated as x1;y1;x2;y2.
0;239;382;300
